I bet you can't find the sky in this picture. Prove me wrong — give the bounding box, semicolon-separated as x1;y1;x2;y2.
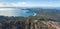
0;0;60;7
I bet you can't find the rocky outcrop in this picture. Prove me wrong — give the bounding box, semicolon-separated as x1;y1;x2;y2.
25;19;60;29
0;19;60;29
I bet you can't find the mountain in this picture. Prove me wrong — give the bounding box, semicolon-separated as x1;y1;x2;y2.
0;17;60;29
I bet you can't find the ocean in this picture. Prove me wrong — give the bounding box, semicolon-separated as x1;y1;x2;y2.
0;8;35;17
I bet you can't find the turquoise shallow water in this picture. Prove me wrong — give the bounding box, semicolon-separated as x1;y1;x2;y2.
0;8;35;17
14;9;35;17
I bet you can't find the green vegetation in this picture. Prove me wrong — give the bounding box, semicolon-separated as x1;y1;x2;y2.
0;15;58;29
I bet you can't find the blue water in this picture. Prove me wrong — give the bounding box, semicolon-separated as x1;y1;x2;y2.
56;20;60;22
14;9;35;17
0;8;35;17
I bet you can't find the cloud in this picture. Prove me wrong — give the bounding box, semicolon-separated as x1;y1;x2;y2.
0;2;30;7
0;0;60;7
0;1;60;7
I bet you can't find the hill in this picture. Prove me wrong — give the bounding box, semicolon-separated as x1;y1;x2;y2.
24;8;60;19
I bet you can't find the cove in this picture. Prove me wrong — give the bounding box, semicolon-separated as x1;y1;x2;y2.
0;8;36;17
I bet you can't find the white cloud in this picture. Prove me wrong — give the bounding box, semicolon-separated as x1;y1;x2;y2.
0;2;30;7
34;3;60;7
0;2;60;7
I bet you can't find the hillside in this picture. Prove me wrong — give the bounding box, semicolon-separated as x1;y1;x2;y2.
25;19;60;29
24;8;60;19
0;16;60;29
